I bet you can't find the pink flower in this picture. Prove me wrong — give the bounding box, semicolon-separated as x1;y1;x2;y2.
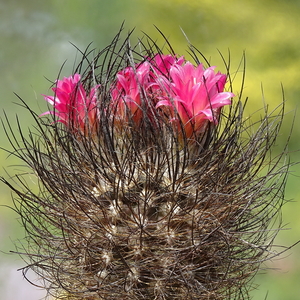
111;62;151;124
42;74;100;133
111;54;184;125
44;54;234;140
156;62;234;138
148;54;185;77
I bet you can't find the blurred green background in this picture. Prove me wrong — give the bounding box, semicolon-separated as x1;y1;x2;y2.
1;0;300;299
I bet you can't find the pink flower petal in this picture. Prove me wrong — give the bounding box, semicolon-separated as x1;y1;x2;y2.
42;73;100;132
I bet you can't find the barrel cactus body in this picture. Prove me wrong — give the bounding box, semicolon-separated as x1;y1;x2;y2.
2;29;289;300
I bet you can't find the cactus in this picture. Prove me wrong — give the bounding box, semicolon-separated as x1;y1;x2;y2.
1;28;291;299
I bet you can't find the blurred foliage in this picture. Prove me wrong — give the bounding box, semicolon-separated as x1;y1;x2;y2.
0;0;300;299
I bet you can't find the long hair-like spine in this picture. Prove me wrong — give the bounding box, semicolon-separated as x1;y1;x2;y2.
1;28;292;300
